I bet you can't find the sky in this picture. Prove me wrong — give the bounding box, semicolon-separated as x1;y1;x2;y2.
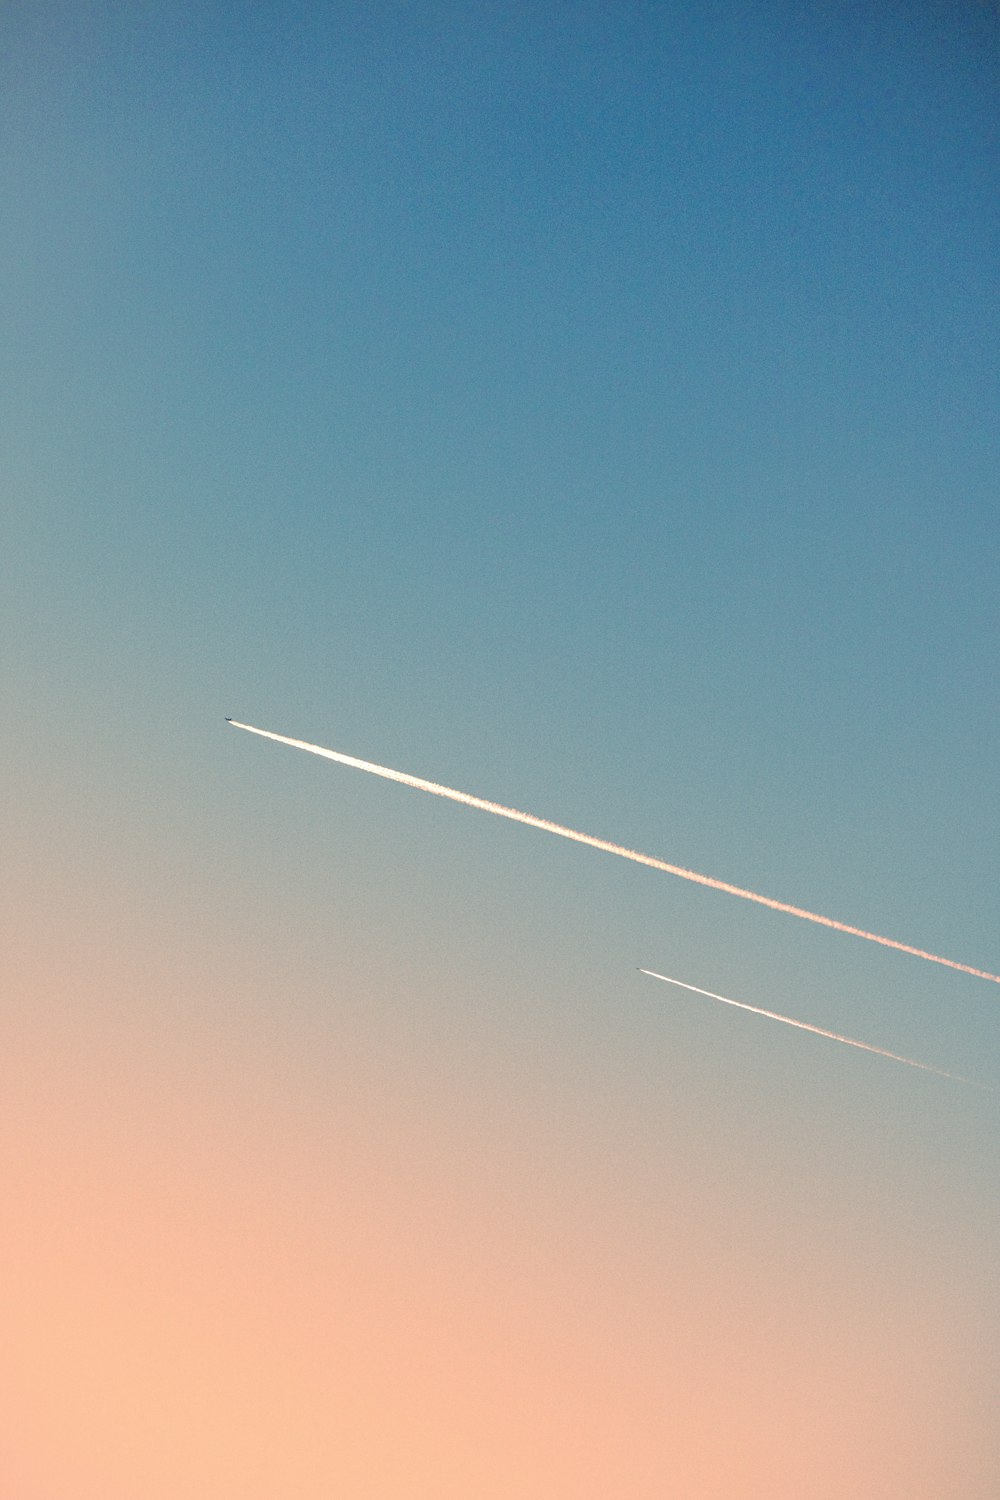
3;2;999;1494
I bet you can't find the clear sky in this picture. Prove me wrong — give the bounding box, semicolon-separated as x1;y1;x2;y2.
3;3;999;1495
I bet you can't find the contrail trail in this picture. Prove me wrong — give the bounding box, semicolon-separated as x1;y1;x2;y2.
638;969;982;1086
226;719;1000;987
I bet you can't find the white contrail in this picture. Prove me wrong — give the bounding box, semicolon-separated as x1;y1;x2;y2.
226;719;1000;987
638;969;981;1085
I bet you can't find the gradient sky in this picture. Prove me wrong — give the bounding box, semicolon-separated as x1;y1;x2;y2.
3;3;999;1496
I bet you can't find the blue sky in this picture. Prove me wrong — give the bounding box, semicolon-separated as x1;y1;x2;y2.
3;4;999;1494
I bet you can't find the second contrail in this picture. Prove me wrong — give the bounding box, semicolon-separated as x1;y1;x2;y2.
226;719;1000;987
638;969;981;1085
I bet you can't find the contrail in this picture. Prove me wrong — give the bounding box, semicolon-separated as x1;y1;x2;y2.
226;720;1000;987
638;969;982;1086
